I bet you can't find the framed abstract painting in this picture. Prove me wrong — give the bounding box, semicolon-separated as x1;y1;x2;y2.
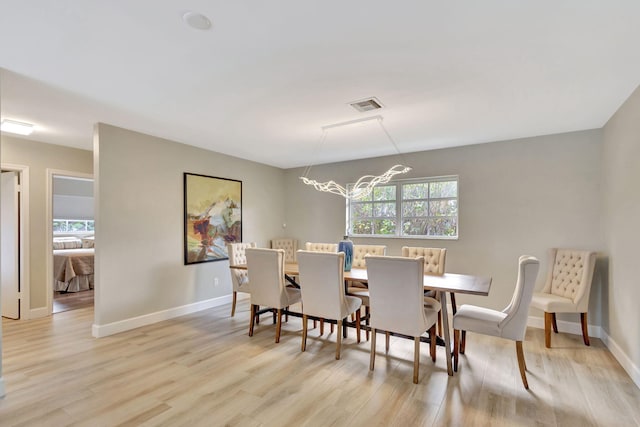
184;173;242;265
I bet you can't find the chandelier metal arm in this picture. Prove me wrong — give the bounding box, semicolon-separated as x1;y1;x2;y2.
300;116;411;199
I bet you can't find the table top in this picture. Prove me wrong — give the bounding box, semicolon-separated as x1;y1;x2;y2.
230;263;492;296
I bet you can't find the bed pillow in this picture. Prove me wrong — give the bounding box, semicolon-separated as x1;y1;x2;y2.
82;236;95;248
53;237;83;249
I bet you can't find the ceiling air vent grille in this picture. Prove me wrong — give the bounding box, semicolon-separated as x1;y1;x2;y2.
350;97;383;112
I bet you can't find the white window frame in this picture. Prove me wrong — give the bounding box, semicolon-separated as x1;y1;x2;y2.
53;218;95;234
346;175;459;240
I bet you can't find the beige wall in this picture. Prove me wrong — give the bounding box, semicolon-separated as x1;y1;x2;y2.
284;130;605;319
94;124;286;326
1;135;93;309
602;84;640;379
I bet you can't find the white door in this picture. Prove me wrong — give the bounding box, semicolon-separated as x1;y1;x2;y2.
1;171;20;319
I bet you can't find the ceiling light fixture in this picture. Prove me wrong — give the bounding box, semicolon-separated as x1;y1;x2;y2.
182;11;212;30
300;115;411;199
1;119;35;136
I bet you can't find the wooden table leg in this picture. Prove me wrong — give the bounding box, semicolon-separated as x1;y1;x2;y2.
440;290;453;376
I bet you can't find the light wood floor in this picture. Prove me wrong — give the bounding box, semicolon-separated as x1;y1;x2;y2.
53;289;94;314
1;300;639;427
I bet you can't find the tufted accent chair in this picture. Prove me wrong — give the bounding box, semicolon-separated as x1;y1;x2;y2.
346;245;387;341
246;248;302;343
401;246;446;275
530;248;597;348
351;245;387;268
366;255;440;383
453;256;540;389
402;246;447;335
271;238;298;263
227;242;257;317
305;242;338;253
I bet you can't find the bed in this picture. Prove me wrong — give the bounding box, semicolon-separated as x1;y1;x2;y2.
53;236;95;292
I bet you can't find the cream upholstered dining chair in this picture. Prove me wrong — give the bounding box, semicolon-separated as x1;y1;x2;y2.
270;238;298;263
227;242;257;317
346;245;386;341
305;242;338;252
530;248;597;348
366;255;440;384
402;246;446;333
453;255;539;389
246;248;302;343
297;250;362;359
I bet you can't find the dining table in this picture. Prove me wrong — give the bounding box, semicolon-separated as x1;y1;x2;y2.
229;262;492;376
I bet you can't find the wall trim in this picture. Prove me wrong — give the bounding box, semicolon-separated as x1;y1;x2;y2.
29;307;50;319
528;315;639;389
527;315;602;339
600;329;640;389
92;294;237;338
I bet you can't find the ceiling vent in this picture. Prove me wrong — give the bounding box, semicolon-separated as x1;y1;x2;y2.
349;97;383;112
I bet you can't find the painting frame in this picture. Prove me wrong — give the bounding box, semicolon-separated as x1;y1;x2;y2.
183;172;242;265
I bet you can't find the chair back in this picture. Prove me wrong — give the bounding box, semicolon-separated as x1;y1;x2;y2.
352;245;386;268
541;248;596;313
227;242;257;292
297;251;348;320
305;242;338;252
402;246;446;275
366;255;431;337
246;248;290;309
271;238;298;262
500;255;540;340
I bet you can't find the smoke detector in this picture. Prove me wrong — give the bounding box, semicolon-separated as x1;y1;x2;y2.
349;97;384;112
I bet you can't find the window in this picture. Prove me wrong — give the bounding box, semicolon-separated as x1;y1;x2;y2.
348;176;458;239
53;219;94;233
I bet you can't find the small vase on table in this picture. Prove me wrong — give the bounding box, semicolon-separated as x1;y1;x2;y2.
338;235;353;271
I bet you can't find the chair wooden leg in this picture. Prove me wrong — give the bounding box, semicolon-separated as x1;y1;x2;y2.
365;306;370;341
275;309;282;343
370;328;377;370
437;311;443;337
413;336;420;384
336;320;342;360
330;323;334;334
460;331;466;354
429;324;436;362
249;304;256;337
516;341;529;389
581;312;590;346
356;310;361;344
285;307;289;323
385;331;390;353
255;305;260;324
551;312;558;333
320;319;324;335
313;319;317;329
453;329;460;372
272;310;277;324
301;315;308;351
231;291;237;317
544;312;552;348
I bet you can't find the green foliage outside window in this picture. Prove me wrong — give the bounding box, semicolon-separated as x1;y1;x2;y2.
348;176;458;239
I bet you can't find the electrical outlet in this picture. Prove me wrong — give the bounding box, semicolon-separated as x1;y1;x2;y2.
214;277;219;287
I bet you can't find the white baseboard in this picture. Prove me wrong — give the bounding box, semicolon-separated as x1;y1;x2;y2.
92;294;236;338
599;329;640;389
528;315;639;389
29;307;49;319
0;376;5;398
527;315;602;339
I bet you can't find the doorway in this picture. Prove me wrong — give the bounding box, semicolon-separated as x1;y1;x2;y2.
46;169;94;314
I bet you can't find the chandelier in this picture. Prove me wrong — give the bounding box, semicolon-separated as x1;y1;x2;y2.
299;115;412;199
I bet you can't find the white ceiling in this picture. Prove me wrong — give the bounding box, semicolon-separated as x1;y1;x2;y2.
1;1;639;169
